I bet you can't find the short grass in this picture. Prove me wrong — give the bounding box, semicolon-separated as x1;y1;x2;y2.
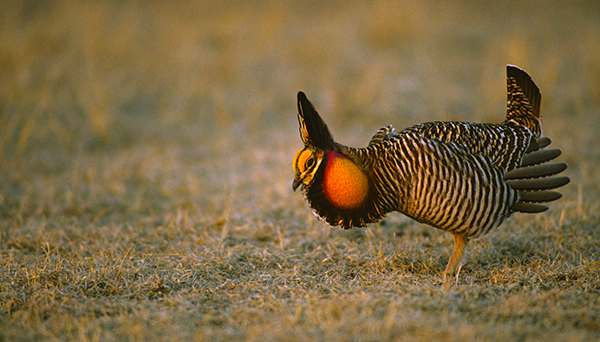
1;0;600;341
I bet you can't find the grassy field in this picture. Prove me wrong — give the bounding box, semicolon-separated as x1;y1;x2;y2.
1;0;600;341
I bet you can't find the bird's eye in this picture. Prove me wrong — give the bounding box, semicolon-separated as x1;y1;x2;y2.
306;157;315;168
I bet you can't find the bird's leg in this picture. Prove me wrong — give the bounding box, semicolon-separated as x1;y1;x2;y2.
443;234;469;285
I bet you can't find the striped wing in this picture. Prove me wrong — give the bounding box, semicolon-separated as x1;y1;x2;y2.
373;132;519;238
402;121;532;172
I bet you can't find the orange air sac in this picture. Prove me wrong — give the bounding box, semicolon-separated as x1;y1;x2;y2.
322;151;369;210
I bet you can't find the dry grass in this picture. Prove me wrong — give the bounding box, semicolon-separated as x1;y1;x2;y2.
1;0;600;341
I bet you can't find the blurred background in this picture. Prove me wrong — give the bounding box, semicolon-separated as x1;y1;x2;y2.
1;0;599;223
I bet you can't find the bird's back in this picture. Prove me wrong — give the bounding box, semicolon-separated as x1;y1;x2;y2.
367;130;518;238
400;65;543;172
402;121;532;172
361;65;553;237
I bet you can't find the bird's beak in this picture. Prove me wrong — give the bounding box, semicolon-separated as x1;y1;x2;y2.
292;179;301;191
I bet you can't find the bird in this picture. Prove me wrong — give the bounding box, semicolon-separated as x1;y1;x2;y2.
292;65;570;284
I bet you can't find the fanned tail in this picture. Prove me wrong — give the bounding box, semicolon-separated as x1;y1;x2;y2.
506;137;570;213
505;65;542;138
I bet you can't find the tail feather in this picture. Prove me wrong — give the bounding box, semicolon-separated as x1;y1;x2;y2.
507;135;570;213
505;161;567;179
518;190;562;203
507;65;541;119
507;176;570;191
520;148;562;167
510;202;549;213
526;136;552;153
505;65;542;137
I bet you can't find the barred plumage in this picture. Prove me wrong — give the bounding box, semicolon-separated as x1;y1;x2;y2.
292;65;570;284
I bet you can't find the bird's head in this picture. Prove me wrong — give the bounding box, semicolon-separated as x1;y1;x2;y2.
292;92;369;212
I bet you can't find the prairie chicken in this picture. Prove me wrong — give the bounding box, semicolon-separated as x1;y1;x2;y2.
292;65;569;283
